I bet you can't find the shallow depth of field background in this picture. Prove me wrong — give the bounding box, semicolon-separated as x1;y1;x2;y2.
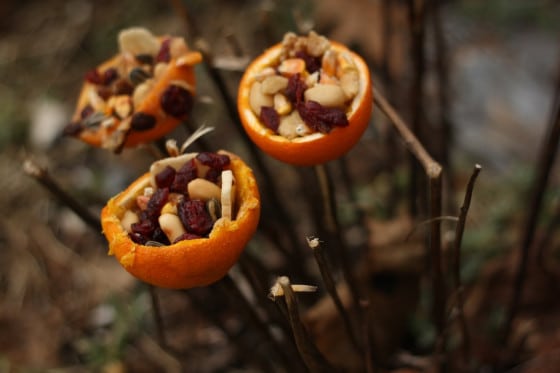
1;0;560;372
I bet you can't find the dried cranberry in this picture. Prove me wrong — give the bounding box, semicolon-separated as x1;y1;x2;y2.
260;106;280;131
114;79;134;95
129;232;148;244
196;152;230;170
85;68;103;85
131;113;157;131
96;86;112;101
295;50;321;74
171;159;197;193
80;105;94;119
173;232;203;243
178;199;214;236
155;166;176;189
102;68;119;85
140;187;169;221
285;73;307;105
204;168;221;183
160;85;193;118
297;100;349;133
131;219;157;240
156;38;171;63
63;122;84;136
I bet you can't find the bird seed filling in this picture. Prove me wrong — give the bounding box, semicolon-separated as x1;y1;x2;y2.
64;27;198;151
119;152;236;246
248;31;361;139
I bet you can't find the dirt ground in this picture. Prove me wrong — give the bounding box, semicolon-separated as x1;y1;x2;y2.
1;0;560;372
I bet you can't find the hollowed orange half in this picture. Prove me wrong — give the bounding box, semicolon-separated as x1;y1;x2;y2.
100;151;260;289
237;40;373;166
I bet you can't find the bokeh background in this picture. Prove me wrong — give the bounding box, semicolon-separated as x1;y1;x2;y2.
1;0;560;372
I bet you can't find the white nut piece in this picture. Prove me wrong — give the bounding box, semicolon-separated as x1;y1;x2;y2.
159;213;186;243
187;178;222;201
132;79;154;108
273;93;292;116
261;75;289;95
339;69;360;100
118;27;160;56
221;170;235;220
306;31;331;57
304;84;347;108
121;210;139;233
249;81;273;116
278;111;311;139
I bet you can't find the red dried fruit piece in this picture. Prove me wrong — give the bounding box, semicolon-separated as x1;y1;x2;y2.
156;38;171;63
259;106;280;131
196;152;230;170
178;199;214;236
130;219;156;242
297;100;349;134
295;50;321;74
170;159;198;193
285;73;307;105
140;187;170;222
85;69;103;85
103;68;119;85
80;105;94;119
63;122;84;136
131;113;157;131
155;166;176;189
160;85;193;118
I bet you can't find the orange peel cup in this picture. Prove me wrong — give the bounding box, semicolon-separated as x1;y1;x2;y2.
237;39;373;166
66;28;202;151
100;151;261;289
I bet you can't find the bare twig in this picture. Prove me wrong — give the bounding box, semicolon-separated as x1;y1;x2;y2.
23;158;101;232
503;57;560;344
452;164;482;367
217;274;297;371
374;86;445;369
273;276;335;372
307;237;362;355
407;0;428;218
314;164;362;308
148;285;167;349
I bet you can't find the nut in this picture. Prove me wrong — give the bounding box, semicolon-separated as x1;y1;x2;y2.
304;84;347;108
121;210;139;233
340;69;359;99
111;95;133;119
132;79;154;108
159;213;187;243
261;75;289;95
273;93;292;115
187;178;222;201
277;58;306;77
249;81;273;116
153;62;168;79
221;170;235;220
306;31;331;57
278;111;310;139
118;27;160;56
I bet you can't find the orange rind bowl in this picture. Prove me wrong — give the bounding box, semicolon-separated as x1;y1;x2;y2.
100;151;260;289
237;39;373;166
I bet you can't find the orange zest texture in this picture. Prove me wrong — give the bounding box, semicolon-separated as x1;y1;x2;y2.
100;151;261;289
65;27;202;151
237;31;373;166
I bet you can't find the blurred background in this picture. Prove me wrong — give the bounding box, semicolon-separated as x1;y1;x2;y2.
1;0;560;372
